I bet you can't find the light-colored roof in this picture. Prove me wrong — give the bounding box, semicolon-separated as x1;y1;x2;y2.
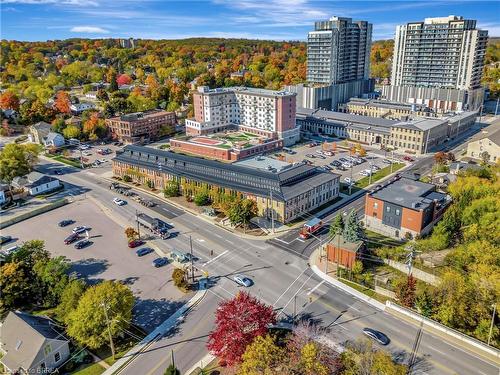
0;311;67;371
197;85;295;98
32;121;51;131
233;156;292;172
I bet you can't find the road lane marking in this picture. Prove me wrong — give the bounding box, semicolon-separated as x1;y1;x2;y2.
279;273;314;317
272;267;309;307
307;280;325;295
202;250;228;266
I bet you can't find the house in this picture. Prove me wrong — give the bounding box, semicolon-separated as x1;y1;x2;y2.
0;311;70;374
466;126;500;163
11;172;61;196
0;184;8;205
364;176;451;239
44;132;65;148
85;91;98;100
449;161;482;175
70;102;95;115
29;121;52;144
2;109;18;120
326;234;365;269
65;116;82;127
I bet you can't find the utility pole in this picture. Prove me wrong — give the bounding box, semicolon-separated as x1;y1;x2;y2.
488;304;497;346
405;243;420;276
171;349;175;369
101;302;115;361
269;188;275;233
135;209;141;240
189;235;195;283
368;160;373;185
408;320;424;375
79;149;84;169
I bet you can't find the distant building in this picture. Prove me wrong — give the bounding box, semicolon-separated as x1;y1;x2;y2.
119;38;138;49
11;172;61;196
339;98;437;120
449;161;483;174
384;16;488;111
105;110;176;144
44;132;65;148
188;86;300;146
466;126;500;162
0;311;70;374
296;107;477;154
29;121;52;144
364;176;451;239
112;145;340;223
70;102;95;114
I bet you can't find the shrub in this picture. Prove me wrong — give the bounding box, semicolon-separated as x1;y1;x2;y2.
194;191;210;206
123;175;132;182
172;268;187;290
146;180;154;189
163;180;180;197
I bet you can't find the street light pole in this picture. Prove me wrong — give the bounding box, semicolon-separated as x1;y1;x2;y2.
189;235;195;283
101;302;115;361
135;209;141;240
488;304;497;346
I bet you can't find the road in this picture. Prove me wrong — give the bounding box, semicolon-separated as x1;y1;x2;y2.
32;156;499;375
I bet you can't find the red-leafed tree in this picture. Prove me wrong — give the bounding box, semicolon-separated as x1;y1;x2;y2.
395;275;417;308
207;291;276;367
116;74;132;86
54;91;71;114
0;91;20;111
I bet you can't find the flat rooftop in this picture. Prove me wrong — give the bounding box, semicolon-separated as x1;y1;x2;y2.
197;86;295;98
370;177;437;210
233;156;292;172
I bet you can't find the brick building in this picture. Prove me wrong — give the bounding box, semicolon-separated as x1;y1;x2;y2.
326;235;365;269
106;110;176;144
364;176;451;239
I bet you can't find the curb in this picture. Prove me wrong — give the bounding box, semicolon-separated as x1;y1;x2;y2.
185;353;216;375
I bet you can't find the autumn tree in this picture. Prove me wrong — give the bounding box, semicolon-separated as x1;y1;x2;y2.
117;74;132;86
238;334;286;375
227;198;257;228
124;227;138;240
66;281;134;350
63;125;81;139
0;90;20;111
394;275;417;308
54;90;71;114
207;291;276;366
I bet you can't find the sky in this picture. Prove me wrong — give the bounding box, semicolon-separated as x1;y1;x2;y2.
1;0;500;42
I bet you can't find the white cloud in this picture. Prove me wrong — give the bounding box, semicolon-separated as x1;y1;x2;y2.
70;26;108;33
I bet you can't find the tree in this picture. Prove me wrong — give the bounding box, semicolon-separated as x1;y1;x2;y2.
343;210;363;243
238;334;286;375
125;227;138;240
0;143;39;188
109;71;118;92
0;262;31;313
163;364;180;375
63;125;81;139
351;260;363;275
66;281;134;350
207;292;276;366
227;198;257;228
434;151;447;164
194;191;210;206
329;214;344;238
0;90;20;111
163;180;180;197
172;268;187;290
83;112;105;139
51;117;66;133
415;287;433;317
54;91;71;114
33;256;70;307
117;74;132;86
56;279;87;324
394;275;417;308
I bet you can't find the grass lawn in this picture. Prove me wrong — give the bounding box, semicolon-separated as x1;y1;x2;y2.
71;362;106;375
51;155;83;168
339;278;390;304
364;229;404;249
355;163;405;188
217;144;232;149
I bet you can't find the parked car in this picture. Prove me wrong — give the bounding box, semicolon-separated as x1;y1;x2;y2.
58;219;74;227
315;154;326;160
74;239;92;249
382;159;392;164
152;257;169;267
54;169;64;175
335;165;347;171
72;226;87;234
330;160;341;167
64;233;80;245
0;235;12;245
233;274;253;287
113;197;126;206
403;155;414;162
362;328;390;345
371;165;380;171
305;153;315;158
136;247;154;257
323;151;334;156
344;177;353;184
128;239;144;248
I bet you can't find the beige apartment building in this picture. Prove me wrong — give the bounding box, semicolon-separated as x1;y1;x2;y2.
339;98;437;120
466;126;500;163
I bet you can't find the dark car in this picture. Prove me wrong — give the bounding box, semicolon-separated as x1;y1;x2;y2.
64;233;80;245
54;169;64;175
74;239;92;249
362;328;390;345
0;235;12;245
58;219;74;227
184;253;198;262
128;239;144;248
136;247;154;257
152;257;169;267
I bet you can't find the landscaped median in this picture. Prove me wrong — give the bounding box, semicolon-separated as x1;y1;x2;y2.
355;162;405;188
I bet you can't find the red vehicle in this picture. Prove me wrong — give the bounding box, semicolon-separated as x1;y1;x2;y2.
403;155;414;162
299;217;323;240
128;239;144;248
64;233;80;245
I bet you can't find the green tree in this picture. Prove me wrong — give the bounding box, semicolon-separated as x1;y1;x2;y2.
343;210;363;242
33;256;70;307
63;125;81;139
227;198;257;228
0;262;31;313
238;334;286;375
66;281;134;350
351;260;363;275
329;214;344;238
163;364;180;375
194;191;210;206
0;143;39;188
415;287;434;317
163;180;180;197
56;279;87;324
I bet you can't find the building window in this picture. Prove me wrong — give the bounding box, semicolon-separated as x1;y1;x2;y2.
44;344;52;356
396;209;400;216
54;352;61;363
386;206;390;212
373;202;378;209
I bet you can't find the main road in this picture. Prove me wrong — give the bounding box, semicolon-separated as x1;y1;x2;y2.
34;156;499;375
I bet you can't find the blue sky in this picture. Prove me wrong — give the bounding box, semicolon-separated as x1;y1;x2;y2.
1;0;499;42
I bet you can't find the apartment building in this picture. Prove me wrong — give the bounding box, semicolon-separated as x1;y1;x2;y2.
384;16;488;111
364;176;451;239
297;108;476;154
466;126;500;163
112;145;340;223
187;86;299;146
105;110;176;143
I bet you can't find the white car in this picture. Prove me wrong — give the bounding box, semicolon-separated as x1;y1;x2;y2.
233;274;253;287
371;165;381;171
113;197;126;206
359;170;372;176
344;177;352;184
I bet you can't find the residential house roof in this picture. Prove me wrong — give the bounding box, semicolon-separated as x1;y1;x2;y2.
44;132;64;144
31;121;52;132
0;311;67;372
11;172;58;189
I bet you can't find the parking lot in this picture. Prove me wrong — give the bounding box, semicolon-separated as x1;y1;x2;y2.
1;198;190;332
66;143;122;174
275;142;400;184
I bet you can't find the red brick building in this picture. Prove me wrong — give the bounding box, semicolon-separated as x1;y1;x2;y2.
326;235;364;269
364;176;451;239
106;110;176;144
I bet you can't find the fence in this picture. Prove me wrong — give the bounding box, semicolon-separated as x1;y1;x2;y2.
0;198;69;229
383;258;440;285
